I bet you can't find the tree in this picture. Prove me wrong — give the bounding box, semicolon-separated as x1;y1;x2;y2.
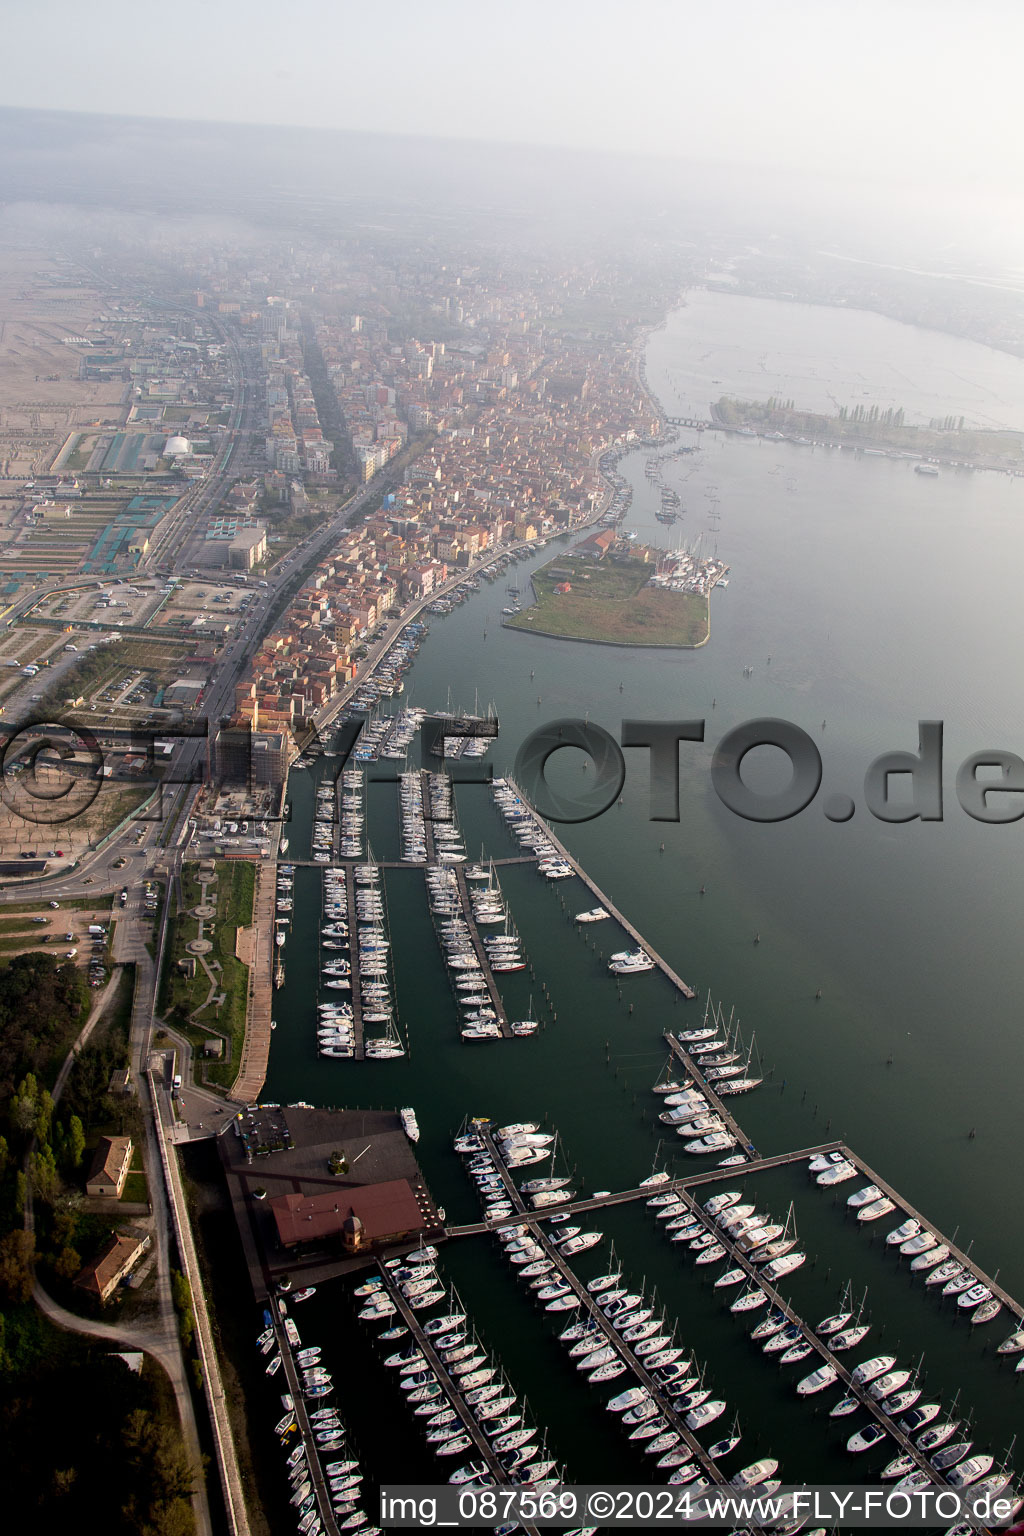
35;1087;54;1144
0;1229;36;1303
10;1075;39;1137
54;1245;81;1282
51;1467;78;1498
30;1143;61;1206
65;1115;85;1170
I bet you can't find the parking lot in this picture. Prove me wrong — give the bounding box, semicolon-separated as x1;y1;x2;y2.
0;898;115;986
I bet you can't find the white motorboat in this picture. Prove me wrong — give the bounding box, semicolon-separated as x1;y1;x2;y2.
851;1354;897;1385
858;1197;896;1222
796;1363;838;1397
847;1184;883;1208
848;1423;888;1454
816;1160;857;1186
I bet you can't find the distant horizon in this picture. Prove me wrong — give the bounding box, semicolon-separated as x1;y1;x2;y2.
0;100;1021;274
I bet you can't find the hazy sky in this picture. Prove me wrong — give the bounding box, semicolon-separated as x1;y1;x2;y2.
3;0;1022;222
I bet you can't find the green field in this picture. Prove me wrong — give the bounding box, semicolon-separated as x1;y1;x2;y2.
159;860;255;1088
507;556;709;647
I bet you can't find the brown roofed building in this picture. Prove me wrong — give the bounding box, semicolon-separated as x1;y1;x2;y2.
270;1178;425;1253
86;1135;133;1197
74;1232;151;1303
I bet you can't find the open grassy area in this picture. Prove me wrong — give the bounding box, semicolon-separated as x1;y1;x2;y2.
121;1169;148;1202
508;555;709;647
160;860;255;1089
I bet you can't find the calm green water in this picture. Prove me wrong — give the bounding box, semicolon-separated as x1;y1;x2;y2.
263;300;1024;1494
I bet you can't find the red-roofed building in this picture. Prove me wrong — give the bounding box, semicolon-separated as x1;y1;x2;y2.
269;1178;425;1253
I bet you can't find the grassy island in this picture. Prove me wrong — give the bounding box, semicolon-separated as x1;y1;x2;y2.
506;554;709;648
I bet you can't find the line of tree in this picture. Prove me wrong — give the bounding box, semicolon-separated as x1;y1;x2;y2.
837;403;906;426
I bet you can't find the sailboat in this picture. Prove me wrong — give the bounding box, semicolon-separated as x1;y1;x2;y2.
707;1412;742;1460
511;996;539;1037
717;1030;764;1095
747;1202;799;1265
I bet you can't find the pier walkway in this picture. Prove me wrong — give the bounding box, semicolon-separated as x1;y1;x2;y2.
419;770;439;864
377;1270;542;1533
840;1146;1023;1328
663;1030;759;1160
666;1187;946;1483
266;854;542;870
272;1323;341;1536
443;1144;842;1238
344;864;364;1061
453;862;511;1038
231;860;275;1102
498;780;696;998
475;1128;734;1492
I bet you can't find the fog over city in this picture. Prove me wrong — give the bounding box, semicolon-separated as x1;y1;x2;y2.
0;0;1022;268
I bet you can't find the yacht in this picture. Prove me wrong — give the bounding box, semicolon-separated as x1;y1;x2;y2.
910;1243;950;1272
848;1423;888;1454
868;1369;912;1401
898;1404;941;1435
575;907;609;923
400;1108;420;1142
851;1354;897;1385
816;1307;853;1336
796;1363;838;1397
805;1314;850;1357
847;1184;883;1209
947;1455;996;1489
762;1251;806;1282
858;1197;896;1222
730;1287;767;1314
917;1420;960;1453
731;1458;779;1488
684;1132;737;1155
816;1160;857;1186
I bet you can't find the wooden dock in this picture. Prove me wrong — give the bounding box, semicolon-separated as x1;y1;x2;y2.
663;1029;761;1160
476;1127;732;1488
443;1144;844;1238
376;1269;544;1529
452;862;512;1039
839;1145;1023;1328
271;1319;342;1536
344;864;364;1061
665;1186;949;1482
498;780;696;997
420;770;439;864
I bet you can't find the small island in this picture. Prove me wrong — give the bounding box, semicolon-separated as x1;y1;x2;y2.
505;539;726;648
712;394;1024;469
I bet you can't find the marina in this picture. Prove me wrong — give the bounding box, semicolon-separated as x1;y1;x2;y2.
461;1123;733;1491
489;779;697;1000
372;1266;549;1522
256;724;1024;1507
246;305;1024;1506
